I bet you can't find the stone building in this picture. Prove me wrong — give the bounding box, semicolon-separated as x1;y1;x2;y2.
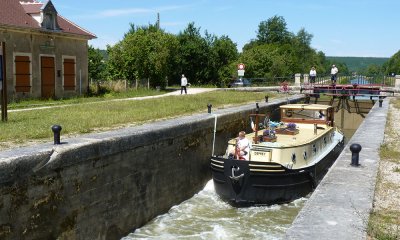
0;0;96;100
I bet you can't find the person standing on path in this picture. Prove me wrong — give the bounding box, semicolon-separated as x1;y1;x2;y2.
330;64;338;85
181;74;188;94
309;66;317;84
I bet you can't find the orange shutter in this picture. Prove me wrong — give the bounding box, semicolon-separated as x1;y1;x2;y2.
15;56;31;92
63;58;75;90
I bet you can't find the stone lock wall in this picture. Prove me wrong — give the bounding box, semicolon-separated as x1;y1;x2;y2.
0;97;300;240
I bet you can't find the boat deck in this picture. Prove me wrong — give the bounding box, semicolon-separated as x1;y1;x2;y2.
229;124;332;148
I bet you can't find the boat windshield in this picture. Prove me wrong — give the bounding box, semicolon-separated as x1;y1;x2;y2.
282;108;326;121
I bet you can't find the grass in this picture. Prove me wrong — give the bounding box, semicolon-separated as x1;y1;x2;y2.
0;91;276;147
368;211;400;240
7;88;167;110
379;143;400;163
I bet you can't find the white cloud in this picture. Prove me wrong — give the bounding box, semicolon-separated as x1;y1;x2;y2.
100;8;153;17
99;5;186;18
330;39;344;44
162;22;185;27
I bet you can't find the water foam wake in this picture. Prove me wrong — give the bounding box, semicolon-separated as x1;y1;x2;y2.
122;180;307;240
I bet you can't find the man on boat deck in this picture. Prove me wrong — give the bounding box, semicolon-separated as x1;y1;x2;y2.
233;131;251;160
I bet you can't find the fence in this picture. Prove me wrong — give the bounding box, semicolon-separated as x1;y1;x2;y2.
249;76;295;87
306;75;395;87
90;79;151;92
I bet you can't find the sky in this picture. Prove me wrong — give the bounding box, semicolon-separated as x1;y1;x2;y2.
51;0;400;58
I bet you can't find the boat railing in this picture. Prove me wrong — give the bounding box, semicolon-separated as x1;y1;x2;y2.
281;118;329;125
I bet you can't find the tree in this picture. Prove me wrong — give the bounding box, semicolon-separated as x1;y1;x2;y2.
176;22;210;85
256;15;292;44
292;28;315;73
383;50;400;75
239;44;292;79
107;24;178;88
106;42;126;80
88;45;106;81
296;28;313;46
206;34;238;86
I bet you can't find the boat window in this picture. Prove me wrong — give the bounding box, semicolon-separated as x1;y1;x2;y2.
283;109;327;120
291;153;296;164
312;144;317;154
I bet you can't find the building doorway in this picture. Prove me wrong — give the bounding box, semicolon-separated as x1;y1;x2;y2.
41;56;55;98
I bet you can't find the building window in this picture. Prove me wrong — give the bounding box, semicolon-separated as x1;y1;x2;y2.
63;58;75;90
15;55;31;92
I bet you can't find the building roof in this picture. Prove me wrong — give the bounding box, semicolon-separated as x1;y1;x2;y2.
0;0;96;39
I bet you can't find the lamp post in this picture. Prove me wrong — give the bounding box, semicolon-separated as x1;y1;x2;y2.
0;42;7;122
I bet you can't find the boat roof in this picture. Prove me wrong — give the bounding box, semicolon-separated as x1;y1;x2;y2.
280;104;332;111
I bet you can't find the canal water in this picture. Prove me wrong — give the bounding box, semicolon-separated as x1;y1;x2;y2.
122;180;307;240
122;130;356;240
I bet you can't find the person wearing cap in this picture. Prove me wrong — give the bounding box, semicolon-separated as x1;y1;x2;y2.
330;64;338;84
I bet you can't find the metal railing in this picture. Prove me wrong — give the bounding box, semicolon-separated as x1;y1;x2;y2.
248;76;295;87
306;75;395;87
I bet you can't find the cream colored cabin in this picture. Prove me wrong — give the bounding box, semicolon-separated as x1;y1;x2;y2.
225;104;341;170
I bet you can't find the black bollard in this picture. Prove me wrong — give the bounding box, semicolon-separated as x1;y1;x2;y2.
51;125;62;145
265;95;269;103
305;95;310;104
256;103;259;114
350;143;362;166
207;103;212;114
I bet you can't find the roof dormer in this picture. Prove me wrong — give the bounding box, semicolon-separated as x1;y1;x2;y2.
40;0;60;31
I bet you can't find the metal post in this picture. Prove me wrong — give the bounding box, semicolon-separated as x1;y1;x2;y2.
207;103;212;114
51;125;62;144
305;94;310;104
211;114;217;156
1;42;7;122
350;143;362;166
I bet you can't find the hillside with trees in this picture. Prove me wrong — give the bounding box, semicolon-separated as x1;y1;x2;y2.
326;56;389;73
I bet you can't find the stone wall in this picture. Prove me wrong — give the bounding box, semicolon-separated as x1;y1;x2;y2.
0;97;301;240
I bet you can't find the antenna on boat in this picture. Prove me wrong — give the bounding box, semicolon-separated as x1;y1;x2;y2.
211;112;218;157
250;103;266;144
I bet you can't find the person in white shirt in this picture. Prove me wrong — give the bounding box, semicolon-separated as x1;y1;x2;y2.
309;66;317;84
180;74;188;94
232;131;251;160
330;65;338;84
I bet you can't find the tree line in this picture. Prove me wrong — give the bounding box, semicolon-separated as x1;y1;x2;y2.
88;15;398;88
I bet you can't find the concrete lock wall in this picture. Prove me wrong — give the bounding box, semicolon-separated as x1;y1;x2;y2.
285;99;388;240
0;96;302;239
